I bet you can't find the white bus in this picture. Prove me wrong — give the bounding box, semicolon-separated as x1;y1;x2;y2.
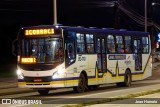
16;25;152;95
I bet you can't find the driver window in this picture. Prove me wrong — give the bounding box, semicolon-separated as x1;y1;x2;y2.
65;42;75;67
67;43;75;59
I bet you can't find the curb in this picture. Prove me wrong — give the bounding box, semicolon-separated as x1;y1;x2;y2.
60;89;160;107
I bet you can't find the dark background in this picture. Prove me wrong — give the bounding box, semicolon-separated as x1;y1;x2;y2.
0;0;160;72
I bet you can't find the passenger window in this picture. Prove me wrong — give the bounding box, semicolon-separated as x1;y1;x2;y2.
142;37;149;53
125;36;132;53
76;33;85;53
86;34;94;53
107;35;115;53
116;36;124;53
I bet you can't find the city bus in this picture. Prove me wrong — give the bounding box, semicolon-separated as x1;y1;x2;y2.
15;24;152;95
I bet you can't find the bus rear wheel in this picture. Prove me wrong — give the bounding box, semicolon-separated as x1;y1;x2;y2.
37;89;49;95
124;70;131;87
73;74;86;93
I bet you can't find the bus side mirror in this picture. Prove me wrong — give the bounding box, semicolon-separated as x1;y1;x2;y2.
12;39;18;56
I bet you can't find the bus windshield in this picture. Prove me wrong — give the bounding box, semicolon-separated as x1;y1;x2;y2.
21;38;63;64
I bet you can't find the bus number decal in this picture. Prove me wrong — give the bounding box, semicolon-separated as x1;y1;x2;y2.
78;56;86;61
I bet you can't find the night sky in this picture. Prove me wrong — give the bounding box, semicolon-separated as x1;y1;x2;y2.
0;0;160;67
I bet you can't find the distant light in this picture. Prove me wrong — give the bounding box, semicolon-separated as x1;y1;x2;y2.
55;25;59;28
158;33;160;42
54;24;62;28
152;3;156;6
152;2;160;6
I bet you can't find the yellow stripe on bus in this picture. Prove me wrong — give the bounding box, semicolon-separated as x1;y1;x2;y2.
18;82;26;85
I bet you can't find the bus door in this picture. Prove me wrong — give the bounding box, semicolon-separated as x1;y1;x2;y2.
96;37;106;76
133;39;142;71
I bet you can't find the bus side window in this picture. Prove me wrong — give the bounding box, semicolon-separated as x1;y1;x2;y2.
142;37;149;53
125;36;132;53
107;35;116;54
116;36;124;54
76;33;85;54
86;34;94;53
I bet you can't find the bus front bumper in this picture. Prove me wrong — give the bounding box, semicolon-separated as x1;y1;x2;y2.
18;81;65;88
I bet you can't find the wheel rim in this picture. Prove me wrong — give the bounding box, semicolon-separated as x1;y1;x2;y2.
78;75;86;92
126;73;131;86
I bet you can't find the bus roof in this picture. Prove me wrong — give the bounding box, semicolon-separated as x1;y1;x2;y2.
62;26;149;36
20;25;149;36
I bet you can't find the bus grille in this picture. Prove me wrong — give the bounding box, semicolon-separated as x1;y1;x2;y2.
26;83;50;85
24;76;52;82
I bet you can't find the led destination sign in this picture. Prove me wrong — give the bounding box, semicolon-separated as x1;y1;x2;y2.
21;58;36;64
25;28;54;36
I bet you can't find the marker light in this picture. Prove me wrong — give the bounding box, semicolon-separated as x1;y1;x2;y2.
52;72;57;79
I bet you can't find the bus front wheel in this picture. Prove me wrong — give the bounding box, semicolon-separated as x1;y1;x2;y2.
73;74;86;93
37;89;49;95
116;70;131;87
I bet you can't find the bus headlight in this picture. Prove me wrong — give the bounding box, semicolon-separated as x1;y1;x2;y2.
16;69;24;79
17;69;22;75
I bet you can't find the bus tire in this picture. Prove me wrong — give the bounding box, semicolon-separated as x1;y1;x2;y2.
116;70;131;87
38;89;49;95
123;70;131;87
73;73;86;93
